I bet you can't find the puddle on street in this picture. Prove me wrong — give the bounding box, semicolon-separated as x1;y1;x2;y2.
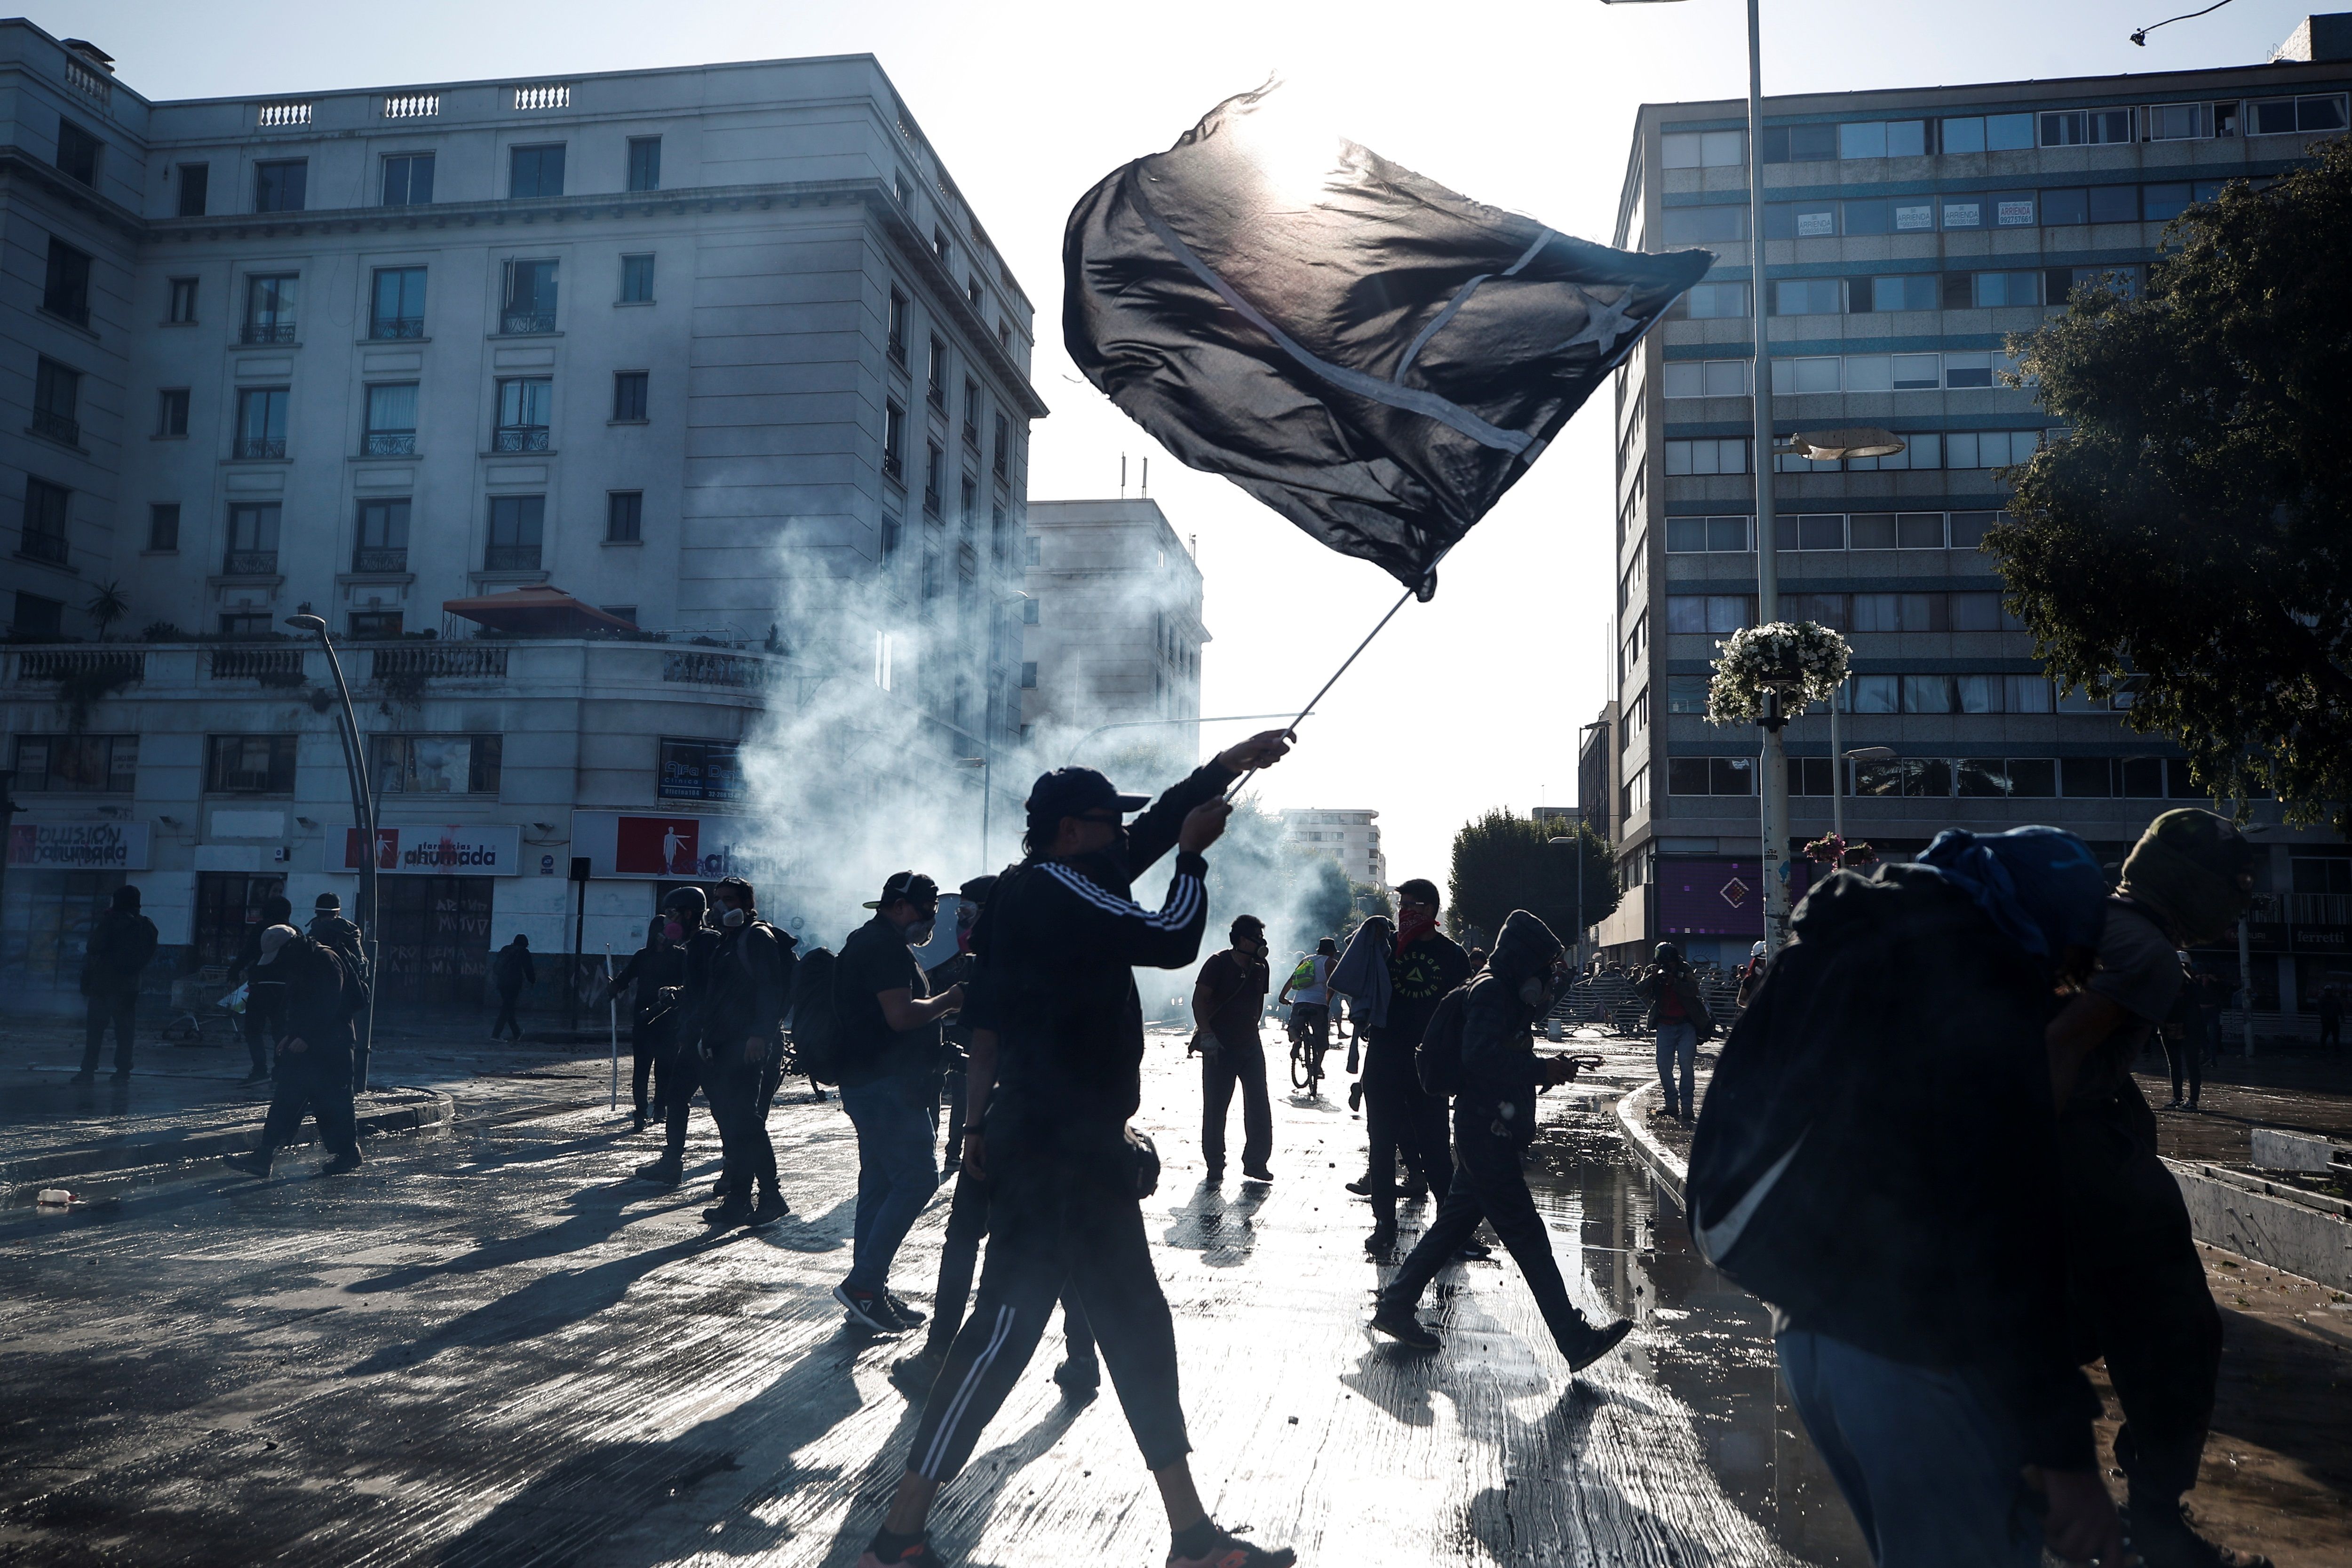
1526;1114;1870;1567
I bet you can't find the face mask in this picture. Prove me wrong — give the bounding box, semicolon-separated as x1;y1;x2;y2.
904;918;936;947
722;907;747;929
1075;827;1134;888
1518;975;1551;1010
662;920;684;942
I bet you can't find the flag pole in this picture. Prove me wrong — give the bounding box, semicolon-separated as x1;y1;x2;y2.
605;945;618;1114
1224;574;1425;803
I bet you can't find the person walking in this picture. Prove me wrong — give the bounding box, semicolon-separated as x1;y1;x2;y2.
2160;953;2206;1112
856;730;1298;1568
307;892;365;971
1371;911;1634;1375
491;934;534;1042
224;925;368;1178
1279;936;1338;1096
76;884;159;1082
2320;985;2343;1052
635;888;722;1186
699;876;795;1230
1686;827;2122;1567
1328;913;1392;1118
2043;810;2272;1568
226;892;296;1084
1193;915;1273;1183
923;876;997;1181
1356;880;1471;1250
603;916;688;1131
1635;942;1715;1122
1733;939;1768;1011
833;870;964;1329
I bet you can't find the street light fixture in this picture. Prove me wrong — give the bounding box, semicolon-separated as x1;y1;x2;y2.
1548;835;1592;973
286;613;380;1089
1781;427;1906;462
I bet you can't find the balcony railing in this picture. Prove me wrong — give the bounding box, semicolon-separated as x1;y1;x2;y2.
370;644;508;680
483;544;541;571
209;646;304;680
370;316;425;339
222;549;279;576
499;310;556;335
923;486;941;516
928;383;946;411
14;649;142;684
240;320;297;344
888;336;906;367
2285;892;2352;928
233;437;287;460
18;531;69;565
664;650;776;689
882;451;904;481
351;547;409;573
492;427;550;453
363;432;417;456
31;409;80;446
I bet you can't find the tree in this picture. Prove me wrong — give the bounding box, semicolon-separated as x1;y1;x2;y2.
84;581;129;641
1991;135;2352;831
1446;809;1621;953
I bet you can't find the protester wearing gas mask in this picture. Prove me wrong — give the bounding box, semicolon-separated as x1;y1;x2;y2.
1192;914;1274;1183
1370;910;1630;1374
695;877;795;1229
834;870;965;1332
635;887;719;1188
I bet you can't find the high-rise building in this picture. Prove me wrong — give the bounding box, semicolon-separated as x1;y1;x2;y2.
0;23;1042;1009
1017;498;1207;759
1597;18;2351;1020
1279;808;1386;891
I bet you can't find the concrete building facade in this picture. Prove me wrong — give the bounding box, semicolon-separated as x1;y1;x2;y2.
1017;497;1206;759
0;24;1043;1011
1278;807;1386;891
1596;26;2351;1016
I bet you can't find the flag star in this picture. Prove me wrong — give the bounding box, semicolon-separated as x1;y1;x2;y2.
1558;286;1642;358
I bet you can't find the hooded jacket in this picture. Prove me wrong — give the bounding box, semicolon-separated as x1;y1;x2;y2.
81;906;159;993
1634;953;1713;1036
1328;916;1394;1027
1457;910;1564;1130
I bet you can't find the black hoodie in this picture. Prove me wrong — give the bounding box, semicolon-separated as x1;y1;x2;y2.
1456;909;1564;1128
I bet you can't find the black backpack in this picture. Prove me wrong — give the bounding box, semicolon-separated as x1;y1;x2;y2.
1414;983;1473;1098
786;946;844;1085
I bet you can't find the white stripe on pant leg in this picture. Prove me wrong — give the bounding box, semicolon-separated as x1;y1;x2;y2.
919;1303;1017;1479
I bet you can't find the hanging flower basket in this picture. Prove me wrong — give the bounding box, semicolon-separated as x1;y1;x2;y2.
1801;832;1877;869
1706;621;1851;726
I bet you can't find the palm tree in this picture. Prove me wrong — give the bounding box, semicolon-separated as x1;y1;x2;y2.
84;581;129;641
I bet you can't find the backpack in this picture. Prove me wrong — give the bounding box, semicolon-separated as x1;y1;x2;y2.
1414;982;1474;1099
1287;956;1319;993
786;946;844;1085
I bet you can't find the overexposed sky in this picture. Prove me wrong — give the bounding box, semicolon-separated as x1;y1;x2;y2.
63;0;2318;883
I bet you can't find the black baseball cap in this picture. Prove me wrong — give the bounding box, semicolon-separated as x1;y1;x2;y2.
958;874;1000;902
866;870;940;910
1026;767;1149;820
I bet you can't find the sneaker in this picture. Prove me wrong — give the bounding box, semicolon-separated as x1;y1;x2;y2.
857;1530;947;1568
710;1177;733;1201
1241;1164;1274;1184
1369;1301;1440;1351
884;1292;927;1327
1558;1317;1635;1372
888;1348;944;1398
1052;1355;1101;1394
633;1155;683;1186
1454;1242;1494;1262
2124;1496;2273;1568
702;1198;752;1228
1400;1180;1429;1204
1168;1525;1295;1568
1364;1225;1397;1258
319;1152;363;1176
632;1111;649;1133
2166;1097;2184;1110
223;1151;272;1179
835;1283;904;1334
1343;1176;1377;1196
746;1188;790;1228
1348;1082;1363;1112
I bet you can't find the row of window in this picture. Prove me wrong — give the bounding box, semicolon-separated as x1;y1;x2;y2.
161;137;667;220
1666;179;2243;245
1655;668;2122;716
1663;511;1999;555
1679;266;2134;325
1663;429;2049;477
1659;753;2201;802
1664;352;2027;399
1661;591;2026;637
1659;94;2348;168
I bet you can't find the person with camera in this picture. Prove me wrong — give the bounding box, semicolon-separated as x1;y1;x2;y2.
1635;941;1716;1122
1192;914;1274;1182
856;731;1299;1568
603;915;688;1132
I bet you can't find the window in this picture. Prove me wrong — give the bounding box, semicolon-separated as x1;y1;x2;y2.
613;371;649;422
224;501;280;573
620;254;655;303
1664;594;1753;634
175;162;209;216
933;226;951;264
243;273;297;342
960;476;977;527
963;376;981;444
381;152;435;206
928;336;948;408
167;276;198;323
2041;109;2134;147
627;136;662;192
371;266;426;338
353;498;409;571
1764;200;1839;239
607;491;643;543
1839;119;1925;159
1667;757;1756;796
2146;103;2211;142
1772;279;1842;316
56;117;102;185
1937;113;2034;154
156;388;190;438
1856;274;1936;313
364;383;417;455
1621;765;1650;819
1025;534;1041;566
1021;596;1040;625
1781;514;1846;551
1787;757;1836;796
350;610;404;637
1665;515;1752;553
924;441;944;514
2141;183;2194;222
1664;673;1710;714
993;412;1010;477
968;274;984;308
881;514;902;564
1662;359;1750;398
14;592;63;636
501;258;558;333
1680;281;1748;318
509;143;565;199
234;387;289;459
494;378;552;450
1759;123;1838;162
372;734;503;796
1660;129;1744;167
1773;355;1843;393
19;477;70;564
883;399;906;481
888;288;909;365
486;495;545;571
2248;95;2348;135
12;735;138;793
1941;351;1994;390
207;734;298;795
2048;264;2142;304
218;610;274;637
32;358;80;445
253;159;307;213
1946;430;2041;468
148;503;180;552
1660;206;1748;244
1950;512;1997;549
1662;438;1748;475
43;238;92;326
1968;271;2041;309
1841;197;1934;235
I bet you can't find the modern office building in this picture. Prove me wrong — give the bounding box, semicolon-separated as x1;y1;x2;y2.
1278;807;1386;891
0;22;1043;1011
1017;497;1207;758
1595;16;2351;1017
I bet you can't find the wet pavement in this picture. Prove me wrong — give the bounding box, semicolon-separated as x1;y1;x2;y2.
0;1019;1869;1567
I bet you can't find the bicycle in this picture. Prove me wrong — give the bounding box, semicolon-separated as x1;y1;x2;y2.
1287;1008;1329;1097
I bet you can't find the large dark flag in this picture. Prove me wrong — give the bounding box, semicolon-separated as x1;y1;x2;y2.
1066;88;1714;595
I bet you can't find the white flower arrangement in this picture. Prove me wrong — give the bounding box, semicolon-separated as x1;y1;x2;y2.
1706;621;1851;725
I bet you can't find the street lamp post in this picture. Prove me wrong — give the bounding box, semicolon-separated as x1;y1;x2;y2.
1549;835;1589;971
286;614;378;1090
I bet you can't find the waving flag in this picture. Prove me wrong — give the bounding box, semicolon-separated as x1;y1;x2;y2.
1065;87;1714;595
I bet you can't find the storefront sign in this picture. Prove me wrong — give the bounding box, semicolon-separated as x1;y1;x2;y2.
330;824;522;876
1657;857;1765;939
571;811;782;881
6;821;151;871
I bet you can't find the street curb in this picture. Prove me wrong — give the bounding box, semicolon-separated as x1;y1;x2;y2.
1614;1081;1688;1207
2163;1156;2352;1293
4;1087;455;1206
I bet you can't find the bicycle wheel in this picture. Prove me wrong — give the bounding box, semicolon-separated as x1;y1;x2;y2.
1289;1043;1312;1091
